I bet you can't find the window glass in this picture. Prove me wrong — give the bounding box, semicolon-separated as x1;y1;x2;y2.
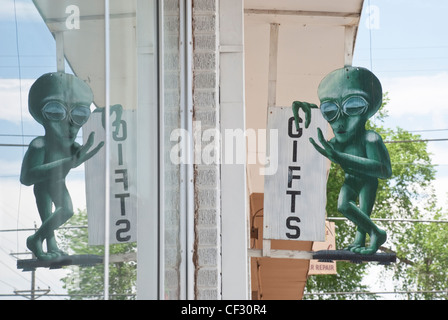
0;0;154;300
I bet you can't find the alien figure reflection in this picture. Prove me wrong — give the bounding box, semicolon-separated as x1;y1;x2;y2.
292;66;392;255
20;72;104;261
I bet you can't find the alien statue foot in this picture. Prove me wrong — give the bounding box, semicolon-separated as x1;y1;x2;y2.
359;229;387;255
47;238;68;258
48;249;68;258
26;234;51;261
346;244;362;252
27;234;67;261
345;231;366;252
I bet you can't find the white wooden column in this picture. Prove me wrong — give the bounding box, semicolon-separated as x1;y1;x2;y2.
219;0;248;299
136;0;159;300
267;23;279;108
344;25;356;66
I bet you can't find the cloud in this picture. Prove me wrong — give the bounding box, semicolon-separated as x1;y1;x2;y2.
0;159;22;177
0;78;35;123
432;175;448;209
381;72;448;117
428;142;448;166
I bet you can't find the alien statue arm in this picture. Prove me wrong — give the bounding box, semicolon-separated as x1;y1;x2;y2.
72;132;104;167
20;132;103;186
20;139;71;186
310;127;392;180
292;100;392;180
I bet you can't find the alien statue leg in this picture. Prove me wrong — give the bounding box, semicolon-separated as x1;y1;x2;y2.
48;182;73;257
354;180;385;254
27;181;73;260
338;184;365;251
27;185;51;259
338;182;386;255
346;179;377;253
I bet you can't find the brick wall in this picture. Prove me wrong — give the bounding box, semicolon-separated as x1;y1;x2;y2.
192;0;221;300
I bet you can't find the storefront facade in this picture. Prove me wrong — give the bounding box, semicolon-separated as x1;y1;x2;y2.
10;0;363;300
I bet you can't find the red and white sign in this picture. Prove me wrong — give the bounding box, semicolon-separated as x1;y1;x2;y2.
309;221;337;275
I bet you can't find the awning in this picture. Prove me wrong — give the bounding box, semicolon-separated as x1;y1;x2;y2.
32;0;137;109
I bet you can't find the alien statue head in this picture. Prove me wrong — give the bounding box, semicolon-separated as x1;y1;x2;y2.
317;66;382;144
28;72;93;147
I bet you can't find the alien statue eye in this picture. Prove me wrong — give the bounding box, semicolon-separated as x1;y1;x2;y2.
70;106;91;126
320;101;339;122
42;102;67;121
343;96;368;116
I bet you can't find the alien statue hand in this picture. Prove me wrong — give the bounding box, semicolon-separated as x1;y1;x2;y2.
309;127;339;164
72;132;104;168
292;101;318;131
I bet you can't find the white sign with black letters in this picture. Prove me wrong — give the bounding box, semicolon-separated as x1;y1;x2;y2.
83;107;137;245
263;106;327;241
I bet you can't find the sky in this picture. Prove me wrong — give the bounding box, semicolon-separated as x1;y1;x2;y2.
0;0;84;299
351;0;448;298
353;0;448;210
1;0;448;299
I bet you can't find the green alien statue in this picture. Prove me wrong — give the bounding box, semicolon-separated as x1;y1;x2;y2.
292;66;392;255
20;72;104;261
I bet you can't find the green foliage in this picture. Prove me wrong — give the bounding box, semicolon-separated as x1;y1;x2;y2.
393;208;448;299
305;93;448;300
58;209;136;300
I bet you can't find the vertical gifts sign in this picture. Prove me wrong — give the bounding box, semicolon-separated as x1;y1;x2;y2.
263;107;328;242
83;106;137;245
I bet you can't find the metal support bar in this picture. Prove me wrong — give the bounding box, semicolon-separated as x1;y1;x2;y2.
183;0;195;300
17;255;103;272
104;0;111;301
313;250;396;265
